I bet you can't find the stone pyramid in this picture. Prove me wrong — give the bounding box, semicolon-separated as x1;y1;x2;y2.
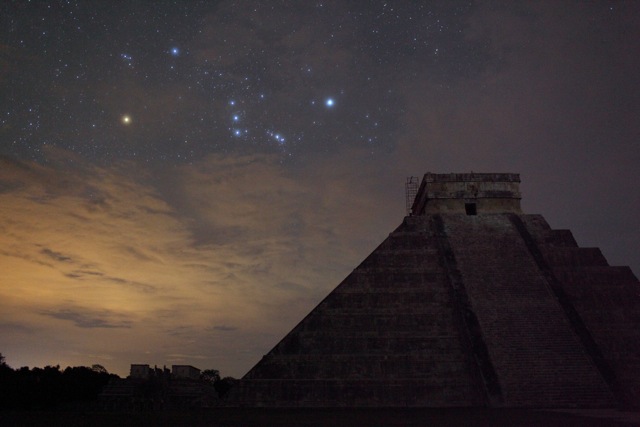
235;173;640;408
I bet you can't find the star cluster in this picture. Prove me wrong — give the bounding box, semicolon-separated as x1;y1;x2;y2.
1;1;483;164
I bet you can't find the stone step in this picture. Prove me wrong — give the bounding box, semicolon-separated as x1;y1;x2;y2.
440;214;613;408
551;266;638;288
321;293;454;310
288;334;467;355
540;247;609;267
236;378;483;407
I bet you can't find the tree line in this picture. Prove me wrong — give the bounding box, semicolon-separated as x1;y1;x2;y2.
0;353;115;410
0;353;236;410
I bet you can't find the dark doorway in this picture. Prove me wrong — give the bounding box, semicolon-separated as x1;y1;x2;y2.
465;203;477;215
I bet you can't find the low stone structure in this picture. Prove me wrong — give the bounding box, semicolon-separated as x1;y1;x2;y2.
99;364;212;410
172;365;201;380
234;173;640;408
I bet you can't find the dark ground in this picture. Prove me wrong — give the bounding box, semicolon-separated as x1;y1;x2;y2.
1;408;640;427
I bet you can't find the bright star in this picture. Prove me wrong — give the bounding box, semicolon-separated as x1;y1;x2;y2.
170;47;180;56
325;98;335;107
268;131;285;144
120;54;133;68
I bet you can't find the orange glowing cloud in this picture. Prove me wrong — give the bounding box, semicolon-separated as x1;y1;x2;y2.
0;149;401;377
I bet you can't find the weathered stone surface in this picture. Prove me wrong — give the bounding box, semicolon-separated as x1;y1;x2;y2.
233;173;640;408
411;173;522;215
521;215;640;408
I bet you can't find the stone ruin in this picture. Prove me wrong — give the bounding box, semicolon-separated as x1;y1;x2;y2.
234;173;640;408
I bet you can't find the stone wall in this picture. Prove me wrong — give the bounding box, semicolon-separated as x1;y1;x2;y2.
411;173;521;215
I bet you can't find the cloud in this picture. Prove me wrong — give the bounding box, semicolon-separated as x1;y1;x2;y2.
166;353;208;362
0;322;36;335
40;306;133;329
212;325;237;332
0;148;404;376
40;248;73;263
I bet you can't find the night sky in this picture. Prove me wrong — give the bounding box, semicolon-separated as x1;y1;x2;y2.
1;1;639;378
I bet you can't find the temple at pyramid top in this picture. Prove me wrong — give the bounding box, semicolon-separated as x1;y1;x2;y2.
411;172;522;215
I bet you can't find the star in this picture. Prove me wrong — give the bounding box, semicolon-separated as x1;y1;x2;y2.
170;47;180;56
119;54;134;69
325;98;335;108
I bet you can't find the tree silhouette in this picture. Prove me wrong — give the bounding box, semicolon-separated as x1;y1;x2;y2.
0;355;116;410
200;369;220;384
92;364;108;374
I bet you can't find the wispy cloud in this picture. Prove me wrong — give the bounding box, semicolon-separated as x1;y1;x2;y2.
40;248;73;263
212;325;237;332
40;306;133;329
0;149;400;376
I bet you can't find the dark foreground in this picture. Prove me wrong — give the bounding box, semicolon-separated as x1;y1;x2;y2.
2;408;640;427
